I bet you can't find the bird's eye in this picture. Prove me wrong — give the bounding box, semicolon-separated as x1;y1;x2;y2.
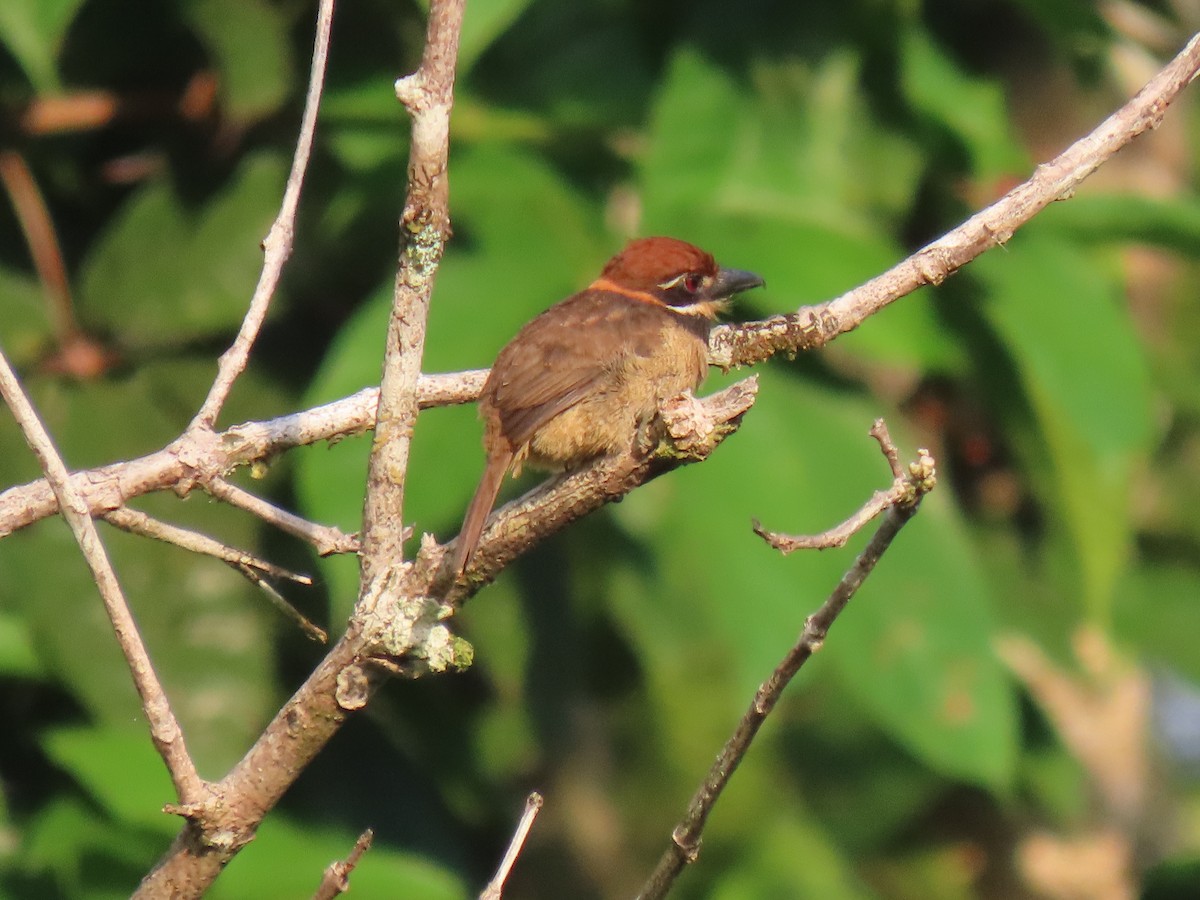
683;274;701;293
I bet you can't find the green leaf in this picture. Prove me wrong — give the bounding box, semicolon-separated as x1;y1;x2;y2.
900;31;1027;178
975;232;1155;618
0;264;51;367
0;0;87;91
78;154;286;347
184;0;293;123
212;814;467;899
711;808;877;900
41;726;178;833
1035;193;1200;257
643;49;923;233
610;370;1018;789
0;610;42;676
455;0;535;74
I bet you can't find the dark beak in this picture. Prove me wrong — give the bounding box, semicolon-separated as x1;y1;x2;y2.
710;266;765;300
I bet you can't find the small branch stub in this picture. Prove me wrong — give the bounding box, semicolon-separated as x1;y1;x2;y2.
312;828;374;900
479;792;544;900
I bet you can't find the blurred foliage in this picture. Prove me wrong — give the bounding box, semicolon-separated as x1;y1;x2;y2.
1;0;1200;897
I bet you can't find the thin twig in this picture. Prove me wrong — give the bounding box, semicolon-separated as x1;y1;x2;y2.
753;487;902;552
104;505;327;639
636;447;938;900
480;792;544;900
103;505;312;583
190;0;337;430
870;419;904;478
311;828;374;900
752;420;931;552
233;564;327;643
707;30;1200;370
207;477;360;557
0;348;204;803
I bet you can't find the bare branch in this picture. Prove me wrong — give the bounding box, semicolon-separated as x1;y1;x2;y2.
636;445;938;900
235;564;328;644
870;418;904;479
103;505;312;584
0;373;488;539
190;0;336;430
753;421;935;552
359;0;466;585
0;348;204;803
0;387;374;538
707;31;1200;370
207;477;360;557
102;507;326;639
480;792;544;900
311;828;374;900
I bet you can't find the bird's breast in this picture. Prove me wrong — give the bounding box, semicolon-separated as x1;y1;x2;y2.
520;311;709;468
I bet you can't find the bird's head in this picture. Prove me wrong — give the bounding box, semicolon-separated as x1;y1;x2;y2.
593;236;765;319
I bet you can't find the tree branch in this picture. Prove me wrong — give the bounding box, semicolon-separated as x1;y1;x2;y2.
707;30;1200;369
0;348;204;804
358;0;465;586
206;477;360;557
189;0;336;430
752;420;930;552
102;504;313;585
133;3;470;895
0;375;484;539
636;442;938;900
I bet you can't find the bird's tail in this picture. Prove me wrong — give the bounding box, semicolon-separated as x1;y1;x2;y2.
452;447;513;577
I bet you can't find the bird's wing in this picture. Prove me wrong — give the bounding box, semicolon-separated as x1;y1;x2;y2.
486;292;660;449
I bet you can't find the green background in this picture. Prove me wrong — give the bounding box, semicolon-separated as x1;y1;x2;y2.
1;0;1199;897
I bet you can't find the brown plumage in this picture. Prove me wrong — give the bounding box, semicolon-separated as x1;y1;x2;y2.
452;236;764;576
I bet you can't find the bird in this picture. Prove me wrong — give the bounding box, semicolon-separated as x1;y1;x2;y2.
451;236;764;577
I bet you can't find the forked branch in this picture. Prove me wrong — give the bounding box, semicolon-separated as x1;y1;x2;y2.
636;433;937;900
